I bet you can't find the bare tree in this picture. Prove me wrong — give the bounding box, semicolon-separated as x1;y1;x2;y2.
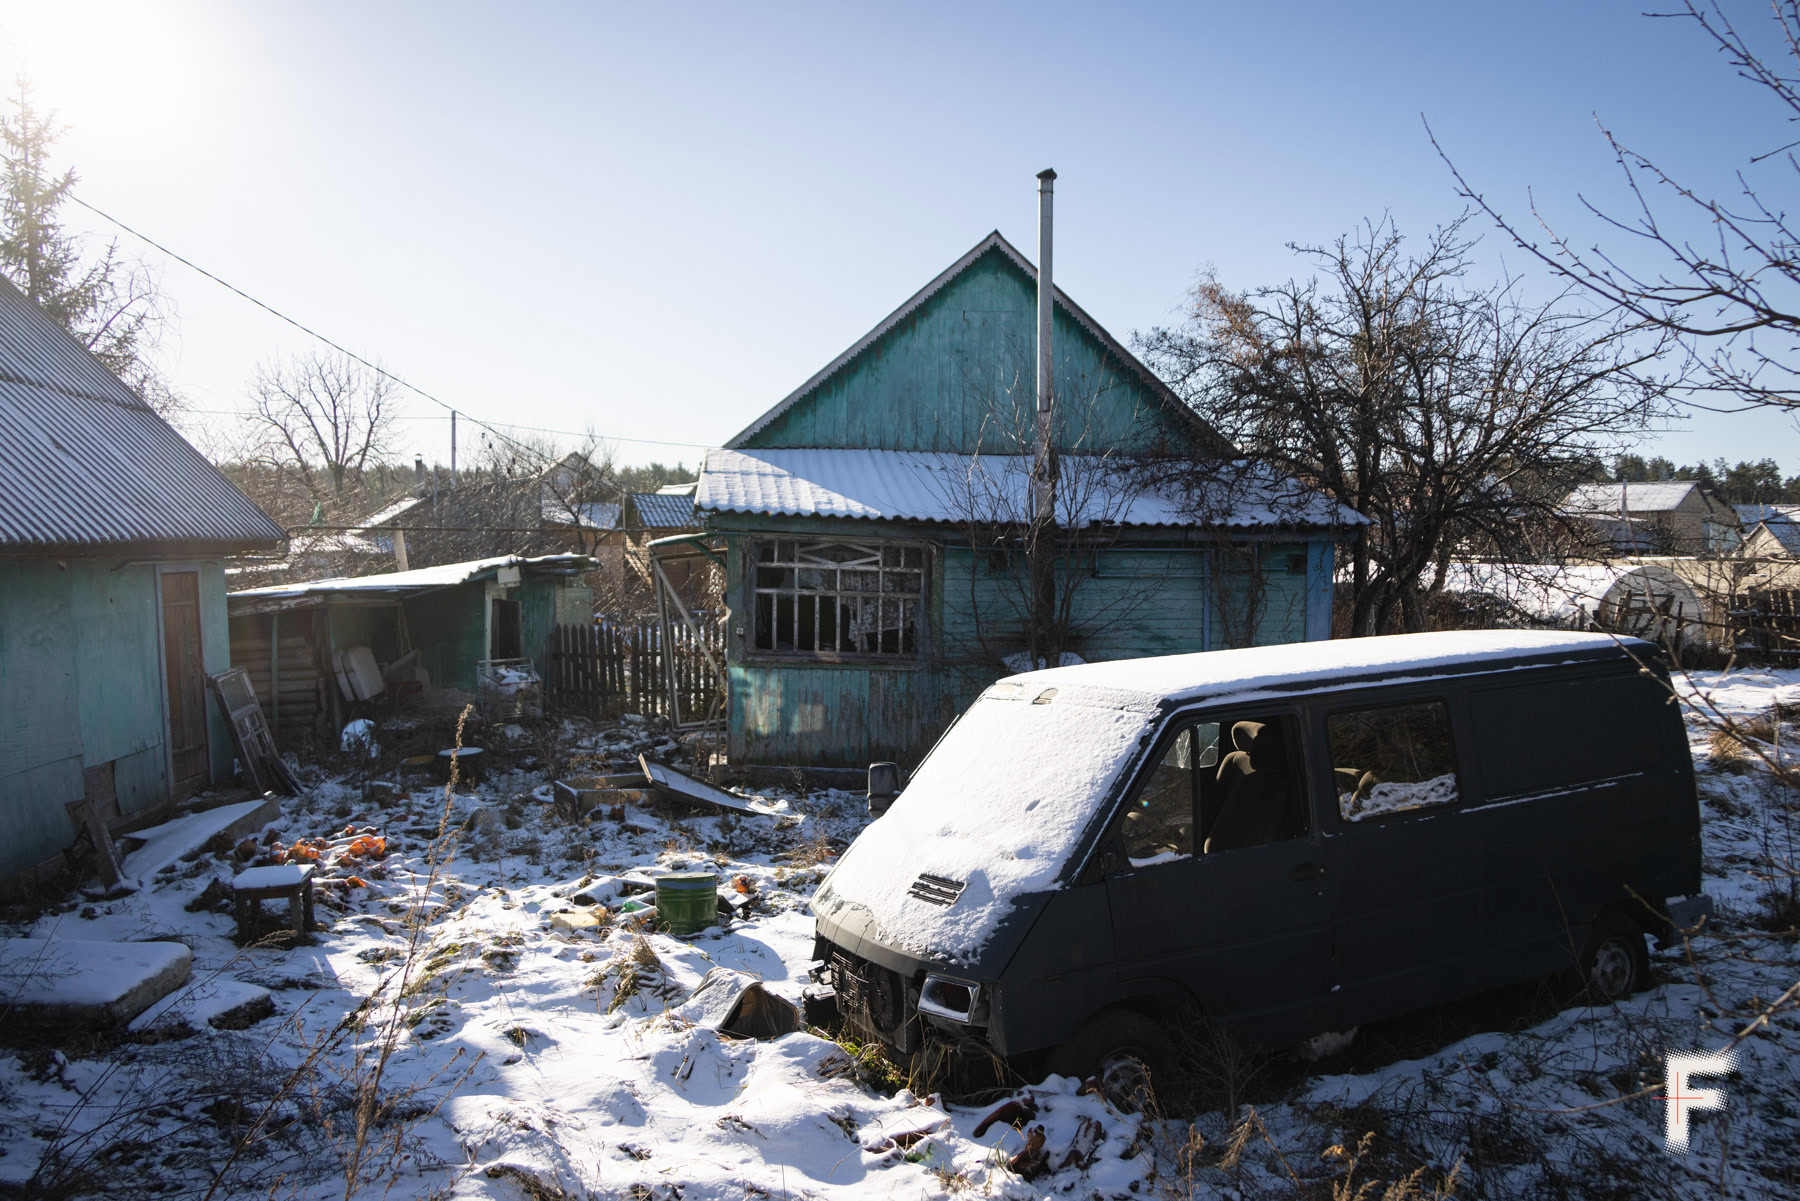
0;78;173;409
1137;216;1677;636
1437;1;1800;412
925;335;1208;674
248;350;399;501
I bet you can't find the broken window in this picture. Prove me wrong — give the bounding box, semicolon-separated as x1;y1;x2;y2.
752;539;926;658
1327;700;1460;822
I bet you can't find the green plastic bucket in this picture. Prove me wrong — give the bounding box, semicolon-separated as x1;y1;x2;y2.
655;872;718;936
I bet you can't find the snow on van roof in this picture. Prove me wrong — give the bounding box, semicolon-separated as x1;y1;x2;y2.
1005;630;1650;706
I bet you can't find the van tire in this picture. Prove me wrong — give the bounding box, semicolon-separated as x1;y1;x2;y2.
1047;1009;1172;1113
1577;912;1649;1000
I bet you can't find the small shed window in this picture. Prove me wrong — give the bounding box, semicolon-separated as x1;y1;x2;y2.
752;539;926;658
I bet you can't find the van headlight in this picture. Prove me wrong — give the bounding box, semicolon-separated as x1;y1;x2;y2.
917;974;988;1024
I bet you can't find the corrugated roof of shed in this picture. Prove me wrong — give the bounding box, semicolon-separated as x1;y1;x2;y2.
229;553;595;603
631;491;698;528
0;276;284;552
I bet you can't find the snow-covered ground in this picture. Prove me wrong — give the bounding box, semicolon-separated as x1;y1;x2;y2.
1;671;1797;1200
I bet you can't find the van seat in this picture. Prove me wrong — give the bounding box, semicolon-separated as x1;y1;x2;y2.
1206;722;1290;852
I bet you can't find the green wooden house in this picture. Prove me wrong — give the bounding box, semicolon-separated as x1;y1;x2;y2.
692;232;1359;769
0;277;286;891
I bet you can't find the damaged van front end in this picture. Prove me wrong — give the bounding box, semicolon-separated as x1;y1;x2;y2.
804;680;1160;1069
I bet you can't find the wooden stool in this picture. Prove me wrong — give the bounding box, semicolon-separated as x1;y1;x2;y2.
232;863;316;942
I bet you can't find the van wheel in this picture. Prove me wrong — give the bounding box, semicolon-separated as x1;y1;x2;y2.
1047;1010;1171;1113
1578;912;1649;1000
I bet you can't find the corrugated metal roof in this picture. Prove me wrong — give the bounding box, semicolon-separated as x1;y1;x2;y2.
228;553;595;602
1736;503;1800;526
0;276;285;552
695;448;1362;529
1563;481;1700;514
723;232;1231;456
632;491;698;528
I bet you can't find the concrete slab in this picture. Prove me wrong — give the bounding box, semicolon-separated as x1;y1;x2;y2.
0;938;193;1031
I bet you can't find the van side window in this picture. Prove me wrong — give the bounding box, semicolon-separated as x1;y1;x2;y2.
1327;701;1460;822
1121;726;1203;865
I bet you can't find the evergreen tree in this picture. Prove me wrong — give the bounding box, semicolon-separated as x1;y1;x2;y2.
0;79;168;401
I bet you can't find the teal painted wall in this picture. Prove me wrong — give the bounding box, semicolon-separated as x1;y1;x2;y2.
520;578;560;672
742;247;1191;456
720;527;1326;769
70;564;169;815
402;586;485;693
0;560;85;876
1207;542;1311;650
0;556;232;881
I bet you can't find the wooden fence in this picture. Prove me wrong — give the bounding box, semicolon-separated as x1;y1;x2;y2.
548;618;726;723
1733;588;1800;665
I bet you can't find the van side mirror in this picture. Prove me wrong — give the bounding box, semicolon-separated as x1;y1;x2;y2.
867;761;902;816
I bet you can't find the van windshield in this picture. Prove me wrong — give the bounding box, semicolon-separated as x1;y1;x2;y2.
821;686;1157;959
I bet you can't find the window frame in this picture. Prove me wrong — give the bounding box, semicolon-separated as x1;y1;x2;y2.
1321;695;1465;827
743;536;932;667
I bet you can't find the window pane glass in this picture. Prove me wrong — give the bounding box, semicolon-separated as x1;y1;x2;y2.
1327;701;1460;822
1123;729;1194;864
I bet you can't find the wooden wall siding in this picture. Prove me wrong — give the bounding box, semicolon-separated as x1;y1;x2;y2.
73;564;168;814
742;249;1189;456
727;662;959;769
1207;543;1311;650
0;566;84;864
519;580;559;676
0;558;233;880
402;586;485;693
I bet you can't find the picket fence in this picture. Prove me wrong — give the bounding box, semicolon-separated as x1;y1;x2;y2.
548;618;726;722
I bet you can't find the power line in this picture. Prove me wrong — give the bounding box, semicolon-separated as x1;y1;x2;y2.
62;191;605;467
181;406;712;451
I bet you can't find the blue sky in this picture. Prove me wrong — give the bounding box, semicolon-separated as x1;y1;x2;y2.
1;0;1793;471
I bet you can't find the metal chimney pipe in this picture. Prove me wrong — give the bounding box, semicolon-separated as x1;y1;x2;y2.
1033;169;1057;528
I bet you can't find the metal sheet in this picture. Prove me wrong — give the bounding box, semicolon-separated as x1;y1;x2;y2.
0;277;284;551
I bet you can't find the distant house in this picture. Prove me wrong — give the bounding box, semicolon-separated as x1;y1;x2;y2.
1563;481;1740;556
227;554;595;732
0;276;285;890
1735;503;1800;559
689;232;1358;769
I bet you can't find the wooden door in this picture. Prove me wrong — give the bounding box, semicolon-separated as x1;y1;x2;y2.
161;571;210;798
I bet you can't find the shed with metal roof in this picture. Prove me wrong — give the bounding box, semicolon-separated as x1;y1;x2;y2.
0;275;284;891
227;554;595;729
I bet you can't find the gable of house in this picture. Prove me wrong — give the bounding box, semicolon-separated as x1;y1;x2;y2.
727;233;1224;458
